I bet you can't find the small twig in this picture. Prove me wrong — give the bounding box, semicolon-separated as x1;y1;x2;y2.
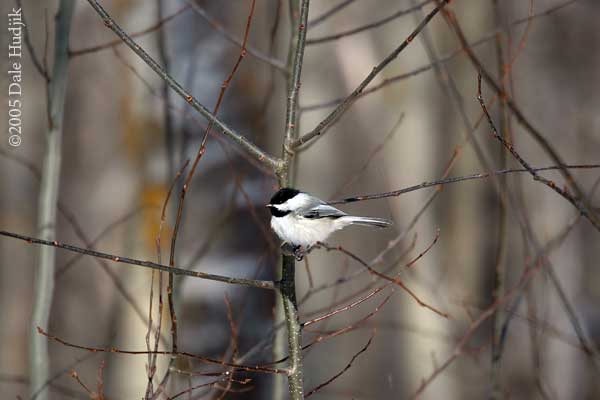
256;0;284;120
70;4;191;57
293;0;450;148
328;164;600;205
84;0;280;171
305;333;375;397
477;73;600;232
307;0;434;45
169;377;250;400
183;187;239;267
302;286;387;328
495;177;600;380
317;232;448;319
443;6;598;227
216;293;240;400
410;214;583;399
69;370;95;398
156;0;175;183
55;206;148;277
29;351;99;400
370;150;458;269
272;294;392;366
239;245;417;365
147;159;190;397
330;114;404;198
308;0;357;28
300;0;581;114
38;328;287;375
300;235;417;311
42;9;49;77
184;0;286;73
96;360;106;399
489;0;513;390
156;2;260;391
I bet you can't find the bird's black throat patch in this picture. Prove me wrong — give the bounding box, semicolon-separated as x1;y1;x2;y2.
268;206;291;217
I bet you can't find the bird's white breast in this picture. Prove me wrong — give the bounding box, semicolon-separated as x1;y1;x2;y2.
271;214;344;248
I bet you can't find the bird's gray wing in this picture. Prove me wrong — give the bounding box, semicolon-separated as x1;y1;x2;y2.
297;202;347;219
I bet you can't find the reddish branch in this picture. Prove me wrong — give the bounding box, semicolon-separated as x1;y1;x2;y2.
316;230;448;318
185;0;286;72
169;376;250;400
145;159;190;397
84;0;279;170
305;333;375;397
410;211;583;398
167;0;259;282
0;149;165;336
303;285;388;328
216;293;240;400
37;327;287;375
154;2;259;391
410;262;541;399
268;294;393;366
440;3;599;230
477;74;600;232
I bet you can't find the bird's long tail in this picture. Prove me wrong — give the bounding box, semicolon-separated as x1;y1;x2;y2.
342;216;392;228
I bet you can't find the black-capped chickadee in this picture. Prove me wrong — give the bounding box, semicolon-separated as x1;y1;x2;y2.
267;188;391;260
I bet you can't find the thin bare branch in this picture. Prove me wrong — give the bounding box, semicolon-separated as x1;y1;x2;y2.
410;219;580;399
308;0;358;28
477;73;600;232
293;0;449;148
84;0;281;171
307;0;434;45
443;6;599;228
300;0;582;114
156;1;262;390
305;333;374;397
70;4;191;57
316;232;448;319
0;230;276;289
37;328;287;375
330;114;404;198
328;164;600;205
303;286;388;328
169;377;250;400
184;0;287;73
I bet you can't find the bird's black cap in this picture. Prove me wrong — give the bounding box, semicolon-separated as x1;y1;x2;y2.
269;187;300;205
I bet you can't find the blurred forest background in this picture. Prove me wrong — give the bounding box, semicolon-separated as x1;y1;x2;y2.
1;0;600;398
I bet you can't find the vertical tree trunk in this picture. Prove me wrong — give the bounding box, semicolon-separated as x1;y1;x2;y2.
29;1;75;399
